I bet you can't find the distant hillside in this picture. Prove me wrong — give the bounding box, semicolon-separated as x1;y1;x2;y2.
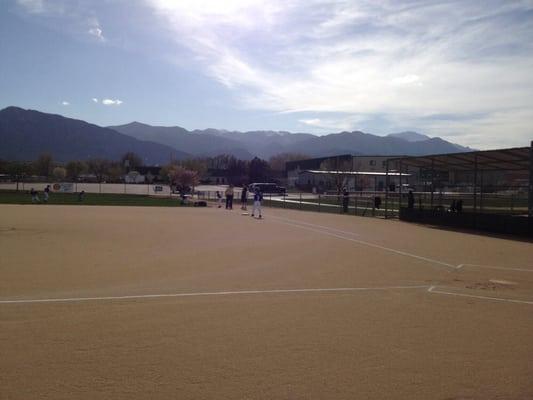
388;131;473;152
112;122;474;158
0;107;188;163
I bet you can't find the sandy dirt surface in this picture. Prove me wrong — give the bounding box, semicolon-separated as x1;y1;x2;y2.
1;204;532;399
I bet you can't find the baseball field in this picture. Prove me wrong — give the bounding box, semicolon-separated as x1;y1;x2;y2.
1;203;532;399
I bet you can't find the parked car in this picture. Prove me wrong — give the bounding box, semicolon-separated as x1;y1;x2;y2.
249;183;286;194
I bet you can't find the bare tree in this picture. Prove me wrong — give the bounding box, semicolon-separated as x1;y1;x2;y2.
269;152;309;172
320;157;352;194
87;158;110;182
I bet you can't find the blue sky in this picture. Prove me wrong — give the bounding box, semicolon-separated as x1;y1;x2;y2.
1;0;532;149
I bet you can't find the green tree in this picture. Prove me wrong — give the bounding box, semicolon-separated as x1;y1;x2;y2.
5;161;34;190
107;162;124;182
249;157;270;183
34;153;54;177
66;160;87;181
121;152;143;171
159;161;179;184
52;166;67;181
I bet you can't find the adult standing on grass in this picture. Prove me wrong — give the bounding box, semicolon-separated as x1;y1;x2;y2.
43;185;51;203
251;188;263;219
240;185;248;210
225;184;234;210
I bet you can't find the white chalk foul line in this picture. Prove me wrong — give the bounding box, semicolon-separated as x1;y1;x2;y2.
456;264;533;273
273;218;456;270
269;215;360;237
427;286;533;305
0;285;429;305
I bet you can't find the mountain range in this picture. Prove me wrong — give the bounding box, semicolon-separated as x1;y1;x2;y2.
0;107;187;164
0;106;473;164
109;123;472;160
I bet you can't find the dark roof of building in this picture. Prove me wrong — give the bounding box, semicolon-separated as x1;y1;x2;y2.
137;166;162;174
301;170;409;176
389;146;531;171
286;154;352;170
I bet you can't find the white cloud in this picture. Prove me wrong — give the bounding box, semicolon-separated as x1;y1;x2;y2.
102;99;123;106
16;0;66;15
92;98;99;103
88;18;105;41
145;0;533;148
16;0;45;13
61;101;70;106
299;118;322;127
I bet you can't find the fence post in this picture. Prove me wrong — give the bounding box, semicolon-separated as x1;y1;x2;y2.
299;193;302;210
385;160;389;219
318;194;321;212
354;195;357;215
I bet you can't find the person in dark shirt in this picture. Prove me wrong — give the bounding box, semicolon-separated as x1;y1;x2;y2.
43;185;50;202
407;190;415;209
30;188;40;203
240;185;248;210
342;188;349;213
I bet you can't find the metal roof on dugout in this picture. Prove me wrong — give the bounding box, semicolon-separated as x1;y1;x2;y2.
385;142;533;236
388;146;531;172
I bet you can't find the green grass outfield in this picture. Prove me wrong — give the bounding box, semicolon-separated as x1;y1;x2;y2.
0;190;188;207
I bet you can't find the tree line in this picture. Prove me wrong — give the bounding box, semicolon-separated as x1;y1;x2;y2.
0;152;309;188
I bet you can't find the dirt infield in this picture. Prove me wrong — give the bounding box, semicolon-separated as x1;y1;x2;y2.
1;204;532;399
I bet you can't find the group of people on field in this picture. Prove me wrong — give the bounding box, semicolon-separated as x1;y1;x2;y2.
30;185;51;203
216;184;263;219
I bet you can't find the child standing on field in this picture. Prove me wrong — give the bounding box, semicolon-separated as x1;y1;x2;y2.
251;188;263;219
43;185;50;202
30;188;40;203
